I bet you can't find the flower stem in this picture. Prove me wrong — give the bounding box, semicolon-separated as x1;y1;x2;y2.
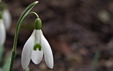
9;1;39;71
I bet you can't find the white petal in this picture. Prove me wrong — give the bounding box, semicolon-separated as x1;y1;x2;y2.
3;9;12;30
21;30;35;69
31;30;43;64
31;49;43;64
40;30;54;69
0;19;6;46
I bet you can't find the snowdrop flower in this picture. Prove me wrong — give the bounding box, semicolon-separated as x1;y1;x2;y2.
3;9;11;30
0;12;6;46
21;18;54;69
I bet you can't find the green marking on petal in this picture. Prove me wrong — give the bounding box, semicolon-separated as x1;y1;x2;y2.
33;43;41;51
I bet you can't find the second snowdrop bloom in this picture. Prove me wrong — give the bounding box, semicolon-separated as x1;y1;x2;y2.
0;12;6;46
3;9;11;30
21;18;54;69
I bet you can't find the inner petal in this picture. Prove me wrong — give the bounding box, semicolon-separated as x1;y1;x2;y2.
35;30;41;44
31;48;43;64
31;30;43;64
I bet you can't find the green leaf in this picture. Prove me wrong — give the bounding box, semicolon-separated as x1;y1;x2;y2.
15;1;39;35
9;1;39;71
0;11;2;19
0;46;4;64
0;68;2;71
2;53;11;71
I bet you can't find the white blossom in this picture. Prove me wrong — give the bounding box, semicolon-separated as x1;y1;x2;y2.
21;30;53;69
3;9;11;30
0;19;6;46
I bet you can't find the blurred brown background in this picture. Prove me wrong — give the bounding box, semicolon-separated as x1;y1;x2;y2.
3;0;113;71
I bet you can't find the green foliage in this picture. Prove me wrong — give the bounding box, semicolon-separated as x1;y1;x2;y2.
2;53;11;71
0;68;2;71
0;46;11;71
0;46;4;64
0;11;2;19
9;1;39;71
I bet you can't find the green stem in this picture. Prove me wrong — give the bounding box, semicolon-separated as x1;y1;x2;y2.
0;11;2;19
28;12;39;18
91;51;100;71
9;1;39;71
0;45;4;65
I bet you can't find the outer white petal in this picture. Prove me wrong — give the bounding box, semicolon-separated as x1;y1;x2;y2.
21;30;35;69
40;30;54;69
0;19;6;46
3;9;12;30
31;30;43;64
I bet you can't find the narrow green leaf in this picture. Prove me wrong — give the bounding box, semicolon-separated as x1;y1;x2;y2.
15;1;39;36
3;53;11;71
10;1;39;71
0;68;2;71
0;46;4;64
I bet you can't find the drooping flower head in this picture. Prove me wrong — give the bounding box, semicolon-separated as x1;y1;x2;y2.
21;18;54;69
3;9;12;30
0;11;6;46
